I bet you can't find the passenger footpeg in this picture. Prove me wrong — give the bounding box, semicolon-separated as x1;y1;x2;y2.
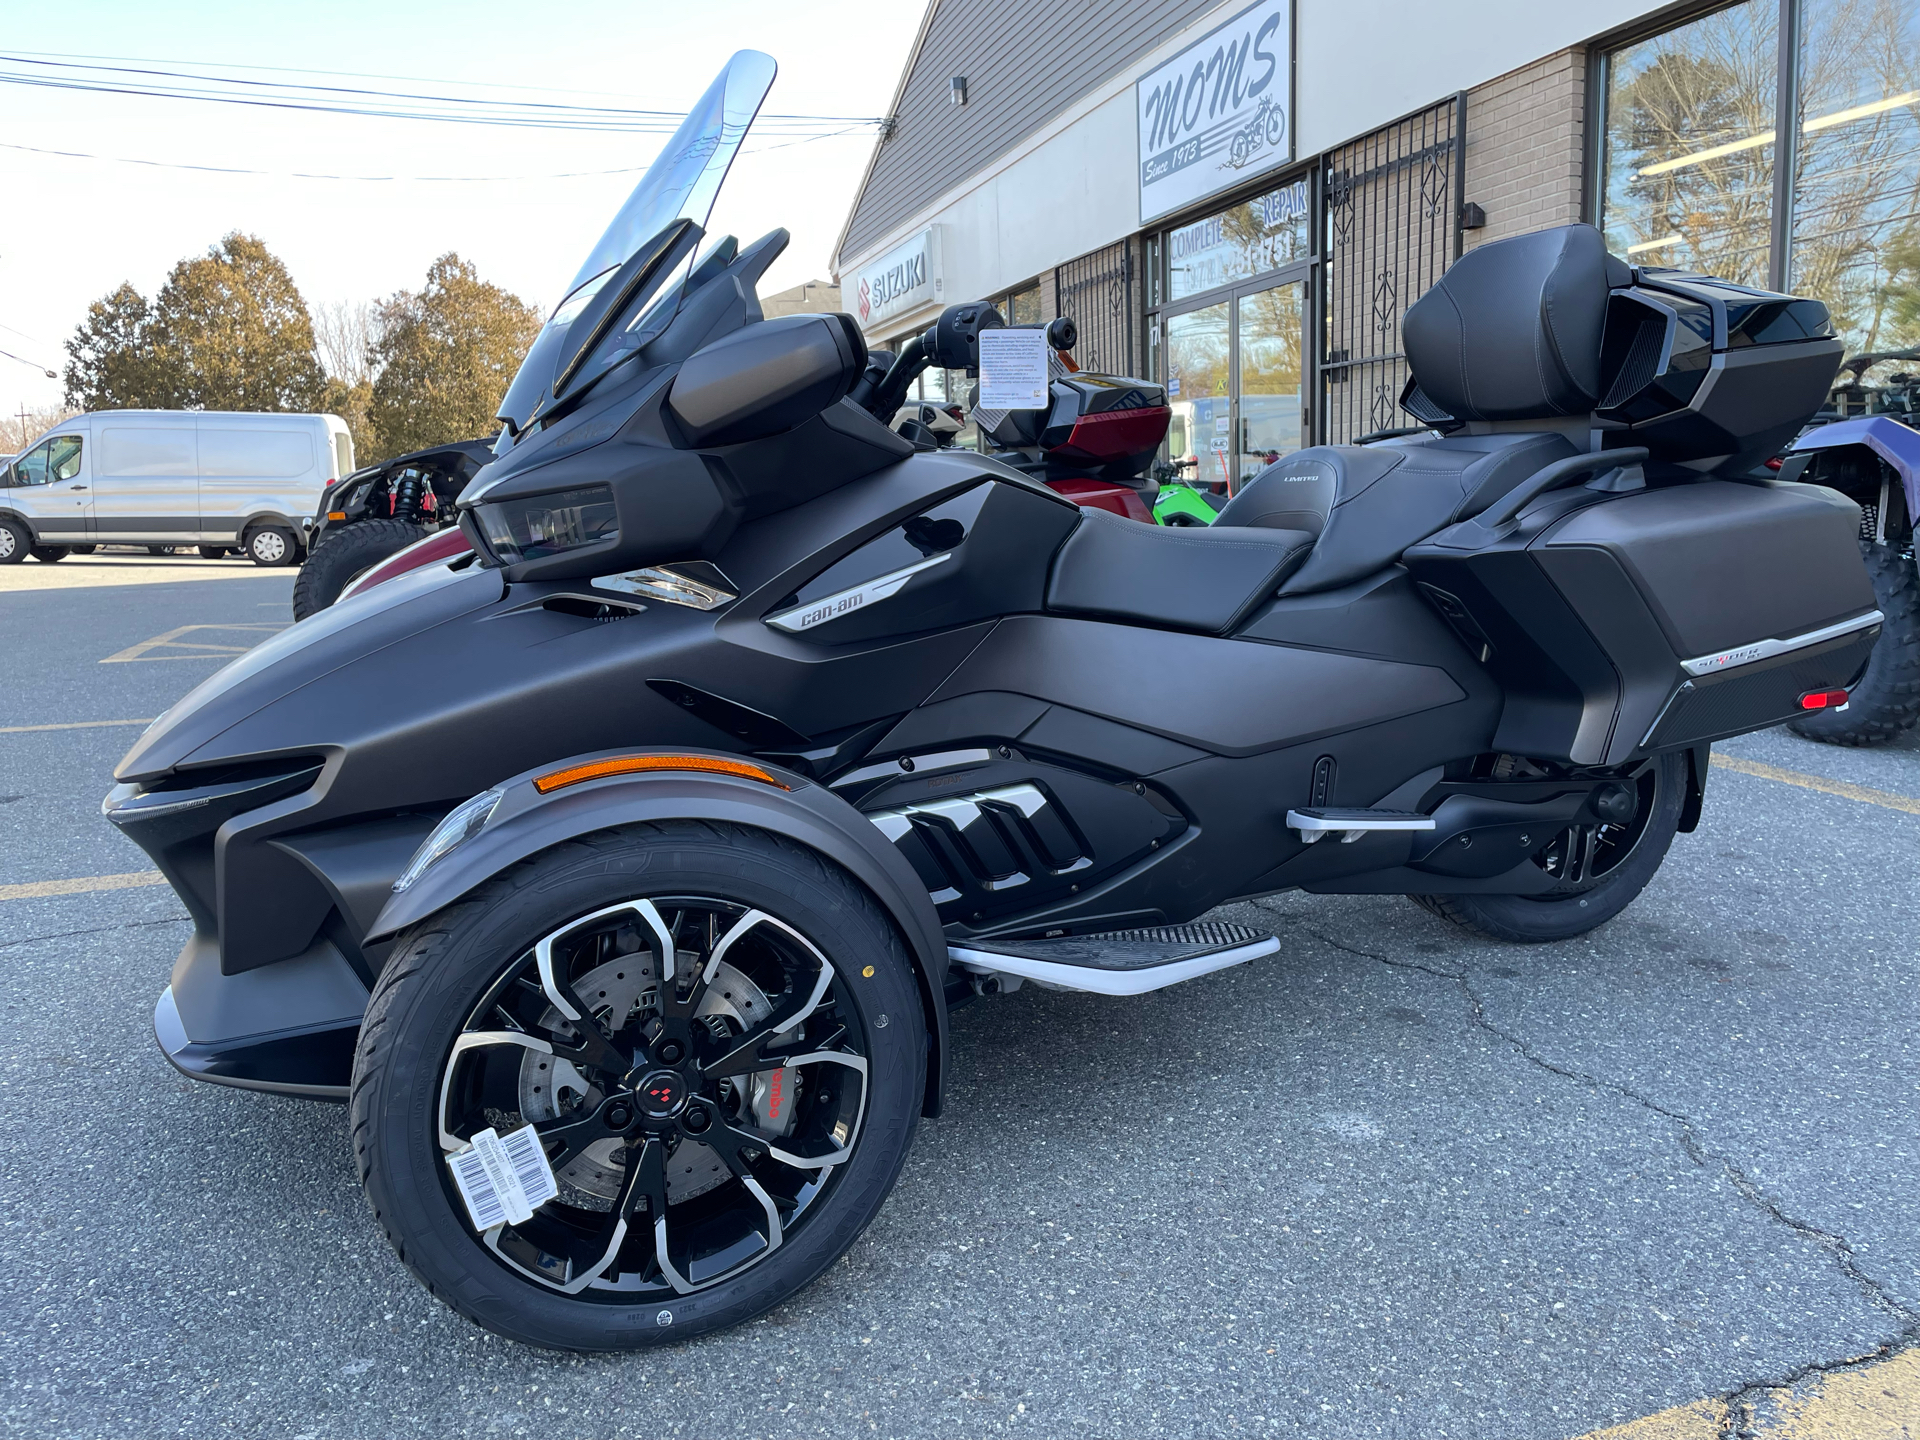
1286;807;1437;844
950;922;1278;997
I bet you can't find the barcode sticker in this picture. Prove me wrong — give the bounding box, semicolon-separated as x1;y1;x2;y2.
446;1125;559;1232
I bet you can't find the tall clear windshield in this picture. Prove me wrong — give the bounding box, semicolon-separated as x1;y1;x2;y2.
494;50;777;438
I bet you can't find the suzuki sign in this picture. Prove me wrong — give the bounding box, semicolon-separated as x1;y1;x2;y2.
850;227;943;332
1137;0;1294;224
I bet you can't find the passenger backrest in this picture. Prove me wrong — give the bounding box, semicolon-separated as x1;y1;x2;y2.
1401;224;1628;423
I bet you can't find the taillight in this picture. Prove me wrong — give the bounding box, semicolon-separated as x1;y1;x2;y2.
1799;689;1849;709
1764;456;1784;471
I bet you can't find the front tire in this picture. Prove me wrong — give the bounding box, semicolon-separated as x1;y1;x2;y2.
292;518;427;620
351;821;925;1352
1788;539;1920;746
0;518;28;564
1411;752;1686;942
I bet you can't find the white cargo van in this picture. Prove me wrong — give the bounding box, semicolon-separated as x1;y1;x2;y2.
0;411;354;566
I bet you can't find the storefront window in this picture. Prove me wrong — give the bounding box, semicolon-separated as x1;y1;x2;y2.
1167;178;1311;302
1790;0;1920;353
1002;284;1043;325
1600;0;1778;286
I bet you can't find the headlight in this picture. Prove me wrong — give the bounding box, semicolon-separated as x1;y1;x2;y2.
474;485;617;565
393;788;503;893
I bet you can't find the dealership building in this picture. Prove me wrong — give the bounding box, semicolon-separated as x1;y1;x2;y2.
833;0;1919;481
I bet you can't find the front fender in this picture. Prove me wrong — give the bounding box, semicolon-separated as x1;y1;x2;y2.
1790;415;1920;516
364;753;952;1116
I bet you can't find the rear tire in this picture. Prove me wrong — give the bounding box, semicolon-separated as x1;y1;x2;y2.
69;544;96;555
351;821;925;1352
292;518;428;619
244;524;300;568
1410;752;1686;942
29;545;67;562
1787;539;1920;746
198;545;230;560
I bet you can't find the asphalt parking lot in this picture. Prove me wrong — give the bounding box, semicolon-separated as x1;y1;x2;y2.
1;561;1916;1439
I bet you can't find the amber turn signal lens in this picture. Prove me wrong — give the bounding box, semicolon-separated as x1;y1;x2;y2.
327;511;347;521
532;754;789;795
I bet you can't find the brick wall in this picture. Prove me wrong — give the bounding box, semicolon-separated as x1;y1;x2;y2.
1462;49;1587;249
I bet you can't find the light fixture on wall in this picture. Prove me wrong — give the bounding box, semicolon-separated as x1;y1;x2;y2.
950;76;968;106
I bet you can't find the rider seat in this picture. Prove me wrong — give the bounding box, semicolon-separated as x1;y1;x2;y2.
1047;224;1622;629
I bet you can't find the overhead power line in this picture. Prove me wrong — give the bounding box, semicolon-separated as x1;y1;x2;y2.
0;53;888;135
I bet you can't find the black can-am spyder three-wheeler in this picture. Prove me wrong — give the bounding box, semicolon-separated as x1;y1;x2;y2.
106;53;1878;1351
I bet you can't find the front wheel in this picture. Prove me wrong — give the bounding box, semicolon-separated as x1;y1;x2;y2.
1410;751;1686;942
351;820;926;1351
1788;539;1920;746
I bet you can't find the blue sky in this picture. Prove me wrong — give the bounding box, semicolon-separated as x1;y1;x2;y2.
0;0;925;418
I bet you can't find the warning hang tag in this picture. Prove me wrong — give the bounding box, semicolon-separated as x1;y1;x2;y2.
447;1125;559;1232
976;327;1050;411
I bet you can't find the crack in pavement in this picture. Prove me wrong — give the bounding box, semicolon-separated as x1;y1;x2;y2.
1263;907;1920;1430
0;912;191;952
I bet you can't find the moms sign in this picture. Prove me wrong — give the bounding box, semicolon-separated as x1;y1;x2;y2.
1137;0;1294;223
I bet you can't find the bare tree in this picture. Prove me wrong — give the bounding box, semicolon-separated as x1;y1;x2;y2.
0;403;80;454
313;299;376;387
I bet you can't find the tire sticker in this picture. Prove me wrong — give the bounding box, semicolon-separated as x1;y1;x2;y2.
447;1125;559;1231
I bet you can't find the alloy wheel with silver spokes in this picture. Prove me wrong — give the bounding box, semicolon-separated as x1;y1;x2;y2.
437;896;871;1299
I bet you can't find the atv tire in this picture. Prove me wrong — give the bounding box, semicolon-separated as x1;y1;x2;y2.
1787;539;1920;746
292;518;428;620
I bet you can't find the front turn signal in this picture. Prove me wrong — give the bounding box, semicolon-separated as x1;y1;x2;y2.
532;754;789;794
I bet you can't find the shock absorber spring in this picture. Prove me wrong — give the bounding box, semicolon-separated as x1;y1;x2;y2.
390;471;422;521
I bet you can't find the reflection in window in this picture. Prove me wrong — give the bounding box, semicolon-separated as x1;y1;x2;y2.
1601;0;1778;286
48;437;82;481
1164;303;1231;489
1002;285;1043;326
1791;0;1920;354
1167;179;1311;302
1238;283;1305;478
12;441;51;486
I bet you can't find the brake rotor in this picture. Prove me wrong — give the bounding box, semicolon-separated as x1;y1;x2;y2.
517;953;796;1205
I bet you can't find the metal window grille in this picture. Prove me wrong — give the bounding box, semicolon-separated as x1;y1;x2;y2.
1054;239;1136;376
1320;97;1464;442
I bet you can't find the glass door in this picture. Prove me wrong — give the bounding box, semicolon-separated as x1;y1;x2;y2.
1235;279;1307;483
1162;301;1233;494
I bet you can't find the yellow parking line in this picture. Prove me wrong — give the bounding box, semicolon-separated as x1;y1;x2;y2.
1713;754;1920;816
0;718;155;734
1568;1347;1920;1437
0;870;166;902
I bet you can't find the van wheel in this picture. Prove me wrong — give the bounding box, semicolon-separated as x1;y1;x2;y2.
198;545;230;560
0;518;26;564
29;545;68;562
70;545;97;555
1408;752;1686;942
244;525;299;567
1788;540;1920;746
351;821;925;1351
